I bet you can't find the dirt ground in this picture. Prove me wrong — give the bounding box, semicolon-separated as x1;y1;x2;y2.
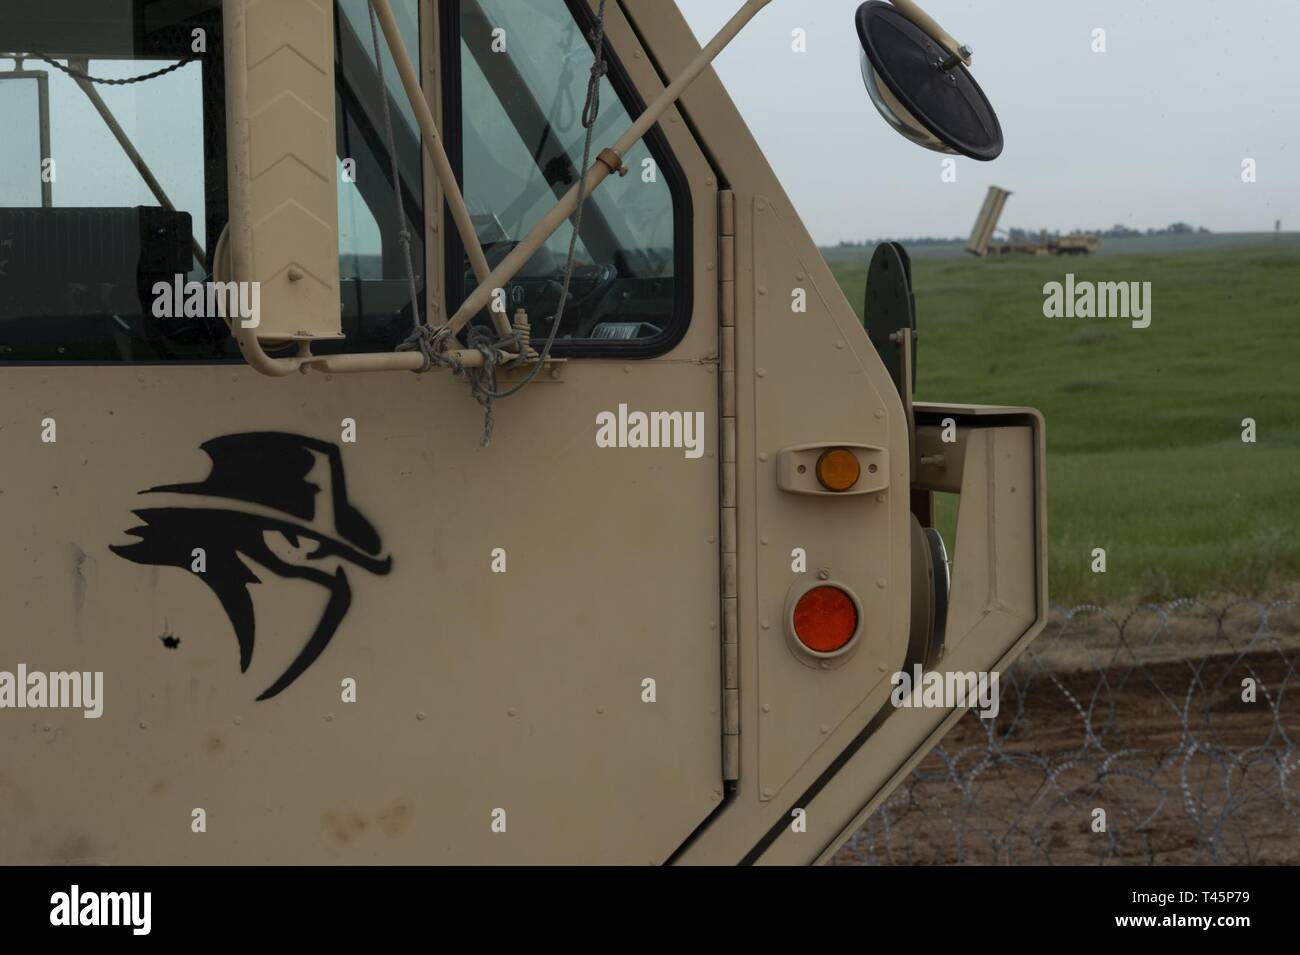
832;596;1300;865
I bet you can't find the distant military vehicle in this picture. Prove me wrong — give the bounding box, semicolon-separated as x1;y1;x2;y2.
967;186;1099;256
1;0;1044;864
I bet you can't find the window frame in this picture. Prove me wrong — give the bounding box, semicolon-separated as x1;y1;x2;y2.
438;0;694;359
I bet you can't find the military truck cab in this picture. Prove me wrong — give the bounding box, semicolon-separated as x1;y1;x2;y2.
0;0;1045;864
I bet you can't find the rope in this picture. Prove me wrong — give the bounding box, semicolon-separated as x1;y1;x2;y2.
396;322;515;447
35;56;196;85
382;0;611;446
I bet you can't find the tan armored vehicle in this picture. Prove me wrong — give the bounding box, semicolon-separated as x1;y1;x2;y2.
967;185;1099;256
1;0;1045;864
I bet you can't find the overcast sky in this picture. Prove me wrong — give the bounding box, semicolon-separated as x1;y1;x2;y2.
676;0;1299;243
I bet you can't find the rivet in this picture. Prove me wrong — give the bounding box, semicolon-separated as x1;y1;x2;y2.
707;534;717;543
709;621;717;630
762;787;774;799
624;365;632;374
876;494;886;503
758;286;768;295
324;374;333;382
288;267;304;282
507;708;518;717
760;536;769;545
761;619;771;630
705;177;715;187
233;717;241;726
759;452;769;462
835;341;846;350
876;578;887;588
325;713;334;722
707;262;715;271
762;703;771;713
817;569;830;580
138;721;148;730
756;368;767;378
597;706;606;715
756;199;768;211
820;724;830;735
416;711;426;721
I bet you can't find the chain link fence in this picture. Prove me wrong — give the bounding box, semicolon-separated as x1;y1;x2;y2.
834;598;1300;865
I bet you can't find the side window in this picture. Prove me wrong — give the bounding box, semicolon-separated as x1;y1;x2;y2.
0;4;228;362
0;0;423;363
446;0;687;352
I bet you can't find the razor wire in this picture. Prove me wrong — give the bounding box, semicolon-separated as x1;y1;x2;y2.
833;598;1300;866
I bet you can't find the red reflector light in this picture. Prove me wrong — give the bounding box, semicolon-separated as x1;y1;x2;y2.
792;586;859;653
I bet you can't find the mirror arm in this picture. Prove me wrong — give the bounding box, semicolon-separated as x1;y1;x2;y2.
889;0;971;64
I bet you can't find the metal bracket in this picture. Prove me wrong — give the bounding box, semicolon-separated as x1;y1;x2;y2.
495;357;567;385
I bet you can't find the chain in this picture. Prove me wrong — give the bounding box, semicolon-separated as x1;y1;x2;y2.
35;56;196;85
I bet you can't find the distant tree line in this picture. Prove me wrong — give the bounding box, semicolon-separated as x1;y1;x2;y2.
832;222;1212;247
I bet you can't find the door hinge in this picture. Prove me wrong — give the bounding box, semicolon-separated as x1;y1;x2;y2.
718;189;739;781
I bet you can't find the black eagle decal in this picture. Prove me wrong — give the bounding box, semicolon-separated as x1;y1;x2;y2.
111;433;392;700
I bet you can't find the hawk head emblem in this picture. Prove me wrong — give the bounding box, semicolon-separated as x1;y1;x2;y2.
111;432;392;700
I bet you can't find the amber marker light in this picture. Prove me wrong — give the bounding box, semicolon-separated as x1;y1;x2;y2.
815;448;861;492
792;585;859;653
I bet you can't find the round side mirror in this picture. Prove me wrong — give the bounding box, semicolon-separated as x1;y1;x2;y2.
856;1;1003;161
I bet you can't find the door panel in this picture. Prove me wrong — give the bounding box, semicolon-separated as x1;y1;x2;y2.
0;359;717;863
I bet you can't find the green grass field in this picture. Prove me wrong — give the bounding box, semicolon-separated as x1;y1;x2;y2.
830;246;1300;606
